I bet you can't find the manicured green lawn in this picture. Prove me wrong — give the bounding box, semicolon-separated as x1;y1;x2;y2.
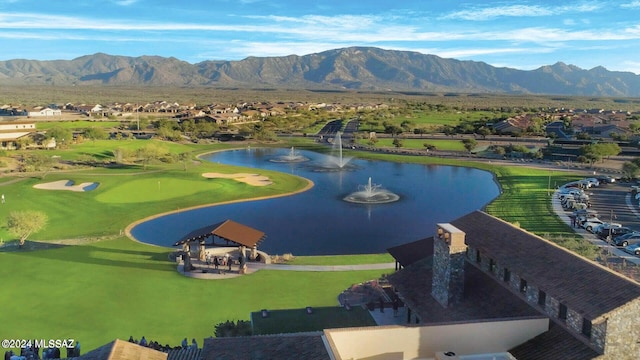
0;237;384;352
251;306;376;335
0;139;588;353
36;120;122;130
0;145;309;241
359;138;466;151
396;110;496;126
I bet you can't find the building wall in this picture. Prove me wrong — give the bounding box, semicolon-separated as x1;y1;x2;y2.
466;244;611;355
323;319;549;360
601;299;640;359
432;231;466;308
0;122;35;131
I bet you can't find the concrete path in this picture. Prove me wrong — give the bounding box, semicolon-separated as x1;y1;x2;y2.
176;261;396;280
247;262;396;272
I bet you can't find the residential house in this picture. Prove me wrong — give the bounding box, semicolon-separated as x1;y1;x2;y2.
0;121;37;149
493;115;533;135
26;106;61;117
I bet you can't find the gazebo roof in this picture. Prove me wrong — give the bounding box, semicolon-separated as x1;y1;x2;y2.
174;219;266;248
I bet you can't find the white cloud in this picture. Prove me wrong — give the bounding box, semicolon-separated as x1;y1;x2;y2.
442;2;604;21
621;1;640;8
620;60;640;74
112;0;138;5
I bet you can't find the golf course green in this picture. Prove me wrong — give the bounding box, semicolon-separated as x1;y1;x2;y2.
0;139;585;352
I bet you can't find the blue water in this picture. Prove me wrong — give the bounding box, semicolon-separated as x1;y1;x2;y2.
130;148;499;255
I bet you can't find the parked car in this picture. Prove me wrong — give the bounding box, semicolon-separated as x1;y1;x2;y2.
623;243;640;256
573;209;598;220
582;219;621;233
560;182;582;190
612;233;640;247
595;175;616;184
583;178;600;187
597;226;635;240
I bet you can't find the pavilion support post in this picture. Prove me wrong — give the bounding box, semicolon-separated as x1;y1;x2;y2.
198;241;206;261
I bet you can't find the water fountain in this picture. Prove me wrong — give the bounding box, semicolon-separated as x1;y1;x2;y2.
315;132;354;171
343;177;400;204
270;147;309;163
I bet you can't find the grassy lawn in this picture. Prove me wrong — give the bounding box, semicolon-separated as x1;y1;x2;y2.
0;139;588;353
396;110;497;126
0;237;383;352
251;306;376;335
0;142;309;241
36;120;123;130
359;138;466;151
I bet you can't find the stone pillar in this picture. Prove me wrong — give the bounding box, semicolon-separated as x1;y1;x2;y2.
431;223;467;308
198;241;206;261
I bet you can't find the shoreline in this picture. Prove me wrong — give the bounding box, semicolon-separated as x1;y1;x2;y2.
124;147;314;246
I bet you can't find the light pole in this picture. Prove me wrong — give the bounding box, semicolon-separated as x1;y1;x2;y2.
608;209;615;242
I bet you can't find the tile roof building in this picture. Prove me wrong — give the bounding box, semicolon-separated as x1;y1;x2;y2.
387;211;640;359
74;211;639;360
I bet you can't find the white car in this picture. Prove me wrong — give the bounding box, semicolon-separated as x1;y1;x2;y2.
584;178;600;187
582;219;621;233
593;223;623;235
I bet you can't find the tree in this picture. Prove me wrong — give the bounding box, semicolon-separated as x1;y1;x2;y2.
136;143;169;170
46;126;73;148
383;124;403;137
84;127;108;142
214;320;252;337
581;143;621;166
7;211;48;247
476;127;491;139
622;161;640;180
462;138;477;154
392;138;404;148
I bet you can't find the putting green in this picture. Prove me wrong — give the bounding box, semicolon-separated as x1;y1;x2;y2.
95;177;228;203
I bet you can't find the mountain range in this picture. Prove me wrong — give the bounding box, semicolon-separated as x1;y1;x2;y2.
1;47;639;97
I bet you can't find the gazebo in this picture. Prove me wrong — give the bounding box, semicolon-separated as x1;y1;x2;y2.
174;219;266;263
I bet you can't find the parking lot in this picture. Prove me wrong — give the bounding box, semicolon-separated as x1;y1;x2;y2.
553;180;640;265
586;181;640;233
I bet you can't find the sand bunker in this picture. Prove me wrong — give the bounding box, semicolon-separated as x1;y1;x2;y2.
202;172;273;186
33;180;99;192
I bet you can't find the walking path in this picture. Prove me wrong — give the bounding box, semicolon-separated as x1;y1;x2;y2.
176;261;396;280
550;189;640;265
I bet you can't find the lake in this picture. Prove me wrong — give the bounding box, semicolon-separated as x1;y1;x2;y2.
130;148;500;255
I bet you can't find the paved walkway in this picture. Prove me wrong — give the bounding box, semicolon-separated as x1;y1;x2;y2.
551;189;640;265
176;261;396;280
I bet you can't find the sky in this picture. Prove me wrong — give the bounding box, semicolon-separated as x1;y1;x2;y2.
1;0;640;74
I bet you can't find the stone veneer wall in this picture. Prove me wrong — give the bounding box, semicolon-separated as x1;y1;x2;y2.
431;238;466;308
465;244;620;355
600;299;640;359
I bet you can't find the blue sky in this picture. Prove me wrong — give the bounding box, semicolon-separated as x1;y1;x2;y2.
1;0;640;73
